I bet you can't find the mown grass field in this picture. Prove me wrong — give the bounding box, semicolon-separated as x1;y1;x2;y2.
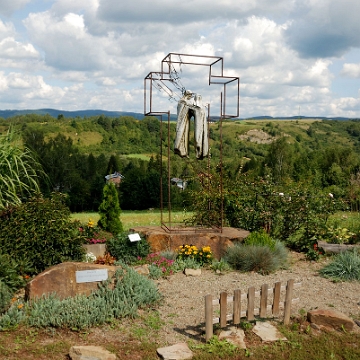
71;210;191;230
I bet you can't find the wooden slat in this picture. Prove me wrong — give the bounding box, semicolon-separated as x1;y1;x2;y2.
273;281;281;317
205;294;213;341
284;279;294;325
220;292;227;328
247;287;255;321
260;283;268;318
233;289;241;325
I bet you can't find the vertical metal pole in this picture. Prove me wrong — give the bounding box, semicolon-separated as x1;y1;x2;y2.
220;92;224;231
160;114;163;225
167;111;172;226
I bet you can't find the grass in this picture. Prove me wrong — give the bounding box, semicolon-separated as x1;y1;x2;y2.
71;210;192;230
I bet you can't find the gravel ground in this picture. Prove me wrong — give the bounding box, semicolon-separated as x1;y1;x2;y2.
154;252;360;344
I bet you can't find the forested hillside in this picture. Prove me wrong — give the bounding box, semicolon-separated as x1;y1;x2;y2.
2;113;360;213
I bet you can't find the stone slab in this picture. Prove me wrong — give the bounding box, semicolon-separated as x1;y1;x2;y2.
25;262;118;301
219;326;247;349
131;226;250;259
69;345;117;360
307;309;355;332
83;244;107;258
157;343;193;360
252;322;287;342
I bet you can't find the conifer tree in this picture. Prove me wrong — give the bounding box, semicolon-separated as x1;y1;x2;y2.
98;182;123;234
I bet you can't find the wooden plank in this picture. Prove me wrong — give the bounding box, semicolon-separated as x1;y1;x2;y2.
284;279;294;325
233;289;241;324
205;294;213;341
273;281;281;317
260;283;268;318
220;292;227;328
247;287;255;321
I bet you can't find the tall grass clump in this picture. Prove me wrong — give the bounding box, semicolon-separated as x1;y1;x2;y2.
319;249;360;281
224;231;288;274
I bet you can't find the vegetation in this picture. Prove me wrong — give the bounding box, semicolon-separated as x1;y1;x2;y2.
0;193;85;275
98;183;123;234
319;249;360;281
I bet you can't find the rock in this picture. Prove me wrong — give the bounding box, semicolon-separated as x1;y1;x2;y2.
252;322;287;342
133;264;149;275
130;226;250;260
69;345;117;360
307;309;355;332
157;343;193;360
218;326;246;349
83;244;107;258
184;268;201;276
317;241;359;255
25;262;150;301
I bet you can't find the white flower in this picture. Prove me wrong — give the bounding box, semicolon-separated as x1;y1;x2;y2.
279;192;284;196
328;193;334;198
85;252;96;263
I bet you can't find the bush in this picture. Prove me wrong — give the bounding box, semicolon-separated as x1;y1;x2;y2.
0;193;85;275
244;230;276;250
98;183;123;234
106;232;151;264
0;253;27;292
224;241;288;274
0;263;161;331
319;249;360;281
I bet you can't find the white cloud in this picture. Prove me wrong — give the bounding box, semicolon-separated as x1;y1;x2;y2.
0;0;30;16
341;63;360;78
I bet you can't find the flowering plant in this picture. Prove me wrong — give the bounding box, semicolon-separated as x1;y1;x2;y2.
78;219;108;244
306;242;324;261
138;253;175;277
177;244;213;265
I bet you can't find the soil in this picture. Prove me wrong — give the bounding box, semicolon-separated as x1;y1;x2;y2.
155;251;360;344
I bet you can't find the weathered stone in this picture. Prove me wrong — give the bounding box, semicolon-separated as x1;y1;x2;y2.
307;309;355;332
83;244;107;258
69;345;117;360
25;262;119;301
157;343;193;360
219;326;246;349
184;268;201;276
133;264;149;275
252;322;287;342
131;226;250;260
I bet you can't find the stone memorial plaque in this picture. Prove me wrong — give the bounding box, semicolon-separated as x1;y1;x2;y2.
128;233;141;242
76;269;108;283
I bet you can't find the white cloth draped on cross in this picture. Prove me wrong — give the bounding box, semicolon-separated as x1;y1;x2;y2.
174;90;209;159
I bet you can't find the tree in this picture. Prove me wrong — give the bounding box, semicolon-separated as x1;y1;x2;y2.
98;183;123;234
0;128;41;209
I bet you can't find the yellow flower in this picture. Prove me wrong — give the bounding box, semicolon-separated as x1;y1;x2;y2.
207;254;211;258
193;251;198;255
17;304;24;309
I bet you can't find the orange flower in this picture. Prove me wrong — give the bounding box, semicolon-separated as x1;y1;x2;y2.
17;304;24;309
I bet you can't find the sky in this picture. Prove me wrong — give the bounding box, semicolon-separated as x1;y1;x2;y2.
1;0;360;118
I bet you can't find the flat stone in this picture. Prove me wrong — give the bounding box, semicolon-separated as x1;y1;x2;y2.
307;309;355;332
133;264;149;275
69;345;117;360
219;326;246;349
83;244;107;258
252;322;287;342
157;343;193;360
184;268;201;276
131;226;250;259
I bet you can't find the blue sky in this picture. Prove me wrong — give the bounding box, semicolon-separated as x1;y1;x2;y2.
0;0;360;118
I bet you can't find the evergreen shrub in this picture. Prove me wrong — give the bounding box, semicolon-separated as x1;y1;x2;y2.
0;281;12;315
98;183;123;234
0;193;85;275
106;232;151;264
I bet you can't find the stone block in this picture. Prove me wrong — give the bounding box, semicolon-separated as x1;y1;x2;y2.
69;345;117;360
157;343;193;360
83;243;107;258
307;309;355;332
25;262;118;301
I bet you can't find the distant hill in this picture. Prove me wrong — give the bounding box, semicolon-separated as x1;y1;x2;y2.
0;109;146;120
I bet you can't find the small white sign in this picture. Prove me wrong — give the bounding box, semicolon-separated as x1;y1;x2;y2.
76;269;108;283
128;233;141;242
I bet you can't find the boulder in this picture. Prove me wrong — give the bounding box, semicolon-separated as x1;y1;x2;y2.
131;226;249;259
69;345;117;360
307;309;355;332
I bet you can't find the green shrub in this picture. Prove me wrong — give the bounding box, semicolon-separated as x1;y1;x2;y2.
98;183;123;234
224;241;288;274
106;232;151;264
0;253;27;292
210;259;232;273
319;249;360;281
173;257;201;271
0;193;85;275
148;264;163;280
0;263;161;331
0;281;12;315
244;230;276;250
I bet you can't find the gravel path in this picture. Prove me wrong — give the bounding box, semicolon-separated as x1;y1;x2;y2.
154;252;360;344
